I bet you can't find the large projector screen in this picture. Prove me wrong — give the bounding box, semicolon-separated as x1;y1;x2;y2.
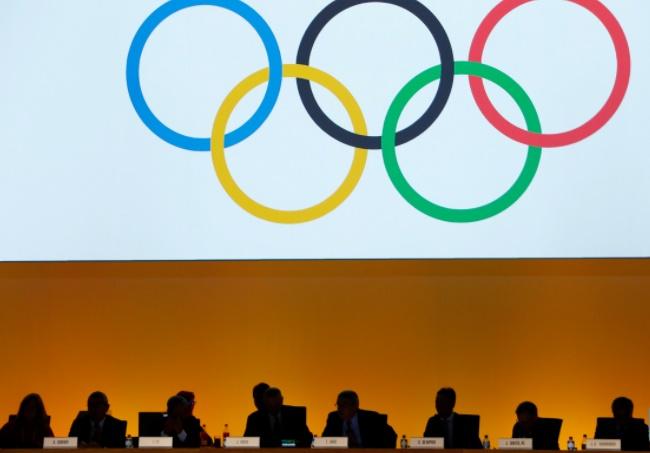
0;0;648;261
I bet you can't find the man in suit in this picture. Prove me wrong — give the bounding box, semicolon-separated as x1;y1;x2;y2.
162;395;201;448
244;387;312;448
595;397;649;451
423;388;482;449
322;390;396;448
177;391;211;446
69;391;126;448
512;401;560;450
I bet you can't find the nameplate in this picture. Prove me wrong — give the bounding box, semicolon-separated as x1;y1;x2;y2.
138;437;174;448
44;437;78;449
409;437;444;449
587;439;622;451
312;437;348;448
224;437;261;448
499;438;533;450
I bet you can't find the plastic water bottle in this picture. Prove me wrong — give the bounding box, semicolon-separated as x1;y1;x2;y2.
125;435;134;449
311;435;317;448
400;435;408;449
223;424;230;445
483;435;491;449
200;424;211;447
568;436;577;451
581;434;588;450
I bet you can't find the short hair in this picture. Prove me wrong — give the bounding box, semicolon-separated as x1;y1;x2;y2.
265;387;283;399
612;397;634;414
177;391;195;404
253;383;270;399
516;401;538;417
337;390;359;406
167;395;189;413
88;391;109;406
437;388;457;404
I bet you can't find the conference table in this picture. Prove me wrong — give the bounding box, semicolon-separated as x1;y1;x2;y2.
8;447;647;453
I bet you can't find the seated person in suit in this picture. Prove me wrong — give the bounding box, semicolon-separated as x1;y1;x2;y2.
244;387;313;448
252;383;271;412
69;391;126;448
322;390;396;448
423;387;482;449
595;397;650;451
0;393;54;449
162;395;201;448
177;391;212;446
512;401;560;450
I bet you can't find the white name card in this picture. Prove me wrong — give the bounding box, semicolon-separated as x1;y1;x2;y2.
138;437;174;448
409;437;444;449
44;437;78;449
312;437;349;448
224;437;261;448
499;438;533;450
587;439;622;451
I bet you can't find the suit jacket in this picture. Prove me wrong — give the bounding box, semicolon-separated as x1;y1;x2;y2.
244;405;312;448
322;409;396;448
69;413;127;448
512;418;562;450
423;413;482;449
173;415;201;448
595;418;650;451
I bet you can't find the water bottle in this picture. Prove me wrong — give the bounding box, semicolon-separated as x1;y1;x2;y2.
581;434;588;450
200;424;211;447
223;424;230;445
568;436;577;451
482;435;491;449
311;435;317;448
125;435;134;449
400;435;408;449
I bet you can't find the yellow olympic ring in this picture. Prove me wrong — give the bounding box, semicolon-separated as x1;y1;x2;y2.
211;64;368;224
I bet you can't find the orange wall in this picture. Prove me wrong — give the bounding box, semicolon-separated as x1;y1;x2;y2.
1;260;649;445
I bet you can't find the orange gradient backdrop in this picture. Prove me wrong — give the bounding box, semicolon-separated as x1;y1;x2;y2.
1;259;649;444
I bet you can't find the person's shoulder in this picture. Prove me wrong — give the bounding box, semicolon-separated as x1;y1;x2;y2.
426;414;441;424
325;411;339;422
104;414;125;425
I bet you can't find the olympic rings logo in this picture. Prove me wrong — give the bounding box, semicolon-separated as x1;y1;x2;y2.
126;0;631;224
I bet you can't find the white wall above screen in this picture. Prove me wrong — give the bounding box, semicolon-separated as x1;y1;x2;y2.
0;0;648;261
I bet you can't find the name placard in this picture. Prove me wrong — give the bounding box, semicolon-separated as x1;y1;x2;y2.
312;437;348;448
409;437;444;449
224;437;261;448
499;438;533;450
44;437;78;449
138;437;174;448
587;439;622;451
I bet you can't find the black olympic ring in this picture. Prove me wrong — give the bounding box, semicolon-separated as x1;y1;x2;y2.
296;0;455;150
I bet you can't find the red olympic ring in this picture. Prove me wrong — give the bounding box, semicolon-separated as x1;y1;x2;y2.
468;0;631;148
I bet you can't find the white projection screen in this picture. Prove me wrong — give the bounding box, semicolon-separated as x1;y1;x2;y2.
0;0;648;261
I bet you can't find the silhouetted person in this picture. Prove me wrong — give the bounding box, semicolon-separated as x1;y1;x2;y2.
162;395;201;448
0;394;54;449
423;388;482;449
177;391;212;446
252;383;271;412
595;397;649;451
512;401;561;450
69;391;126;448
322;390;396;448
244;387;313;447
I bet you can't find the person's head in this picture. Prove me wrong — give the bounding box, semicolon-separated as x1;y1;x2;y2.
435;388;456;418
17;394;47;423
264;388;284;415
87;391;110;422
611;397;634;421
167;395;190;419
253;383;270;411
515;401;539;429
336;391;360;422
177;391;196;416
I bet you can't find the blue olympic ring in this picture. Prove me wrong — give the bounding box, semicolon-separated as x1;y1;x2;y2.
126;0;283;152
